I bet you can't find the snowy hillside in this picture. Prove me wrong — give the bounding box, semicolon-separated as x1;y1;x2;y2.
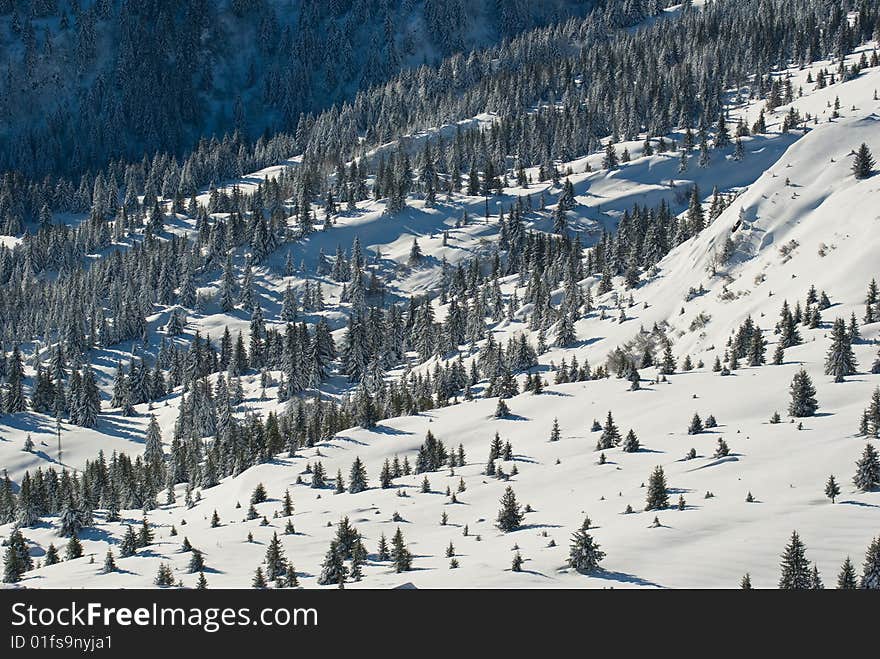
2;14;880;589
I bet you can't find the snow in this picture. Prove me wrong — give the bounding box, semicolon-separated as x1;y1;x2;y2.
3;41;880;589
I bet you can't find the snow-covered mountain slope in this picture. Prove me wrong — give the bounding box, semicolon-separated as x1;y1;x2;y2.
3;42;880;589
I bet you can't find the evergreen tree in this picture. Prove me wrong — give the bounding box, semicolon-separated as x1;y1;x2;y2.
103;549;117;573
250;483;267;504
568;529;605;574
496;486;523;532
348;457;368;494
824;474;840;503
511;551;524;572
65;532;83;560
860;536;880;589
252;566;267;589
645;466;668;510
549;418;561;442
155;563;175;587
852;142;875;179
137;518;154;547
119;525;138;557
318;541;347;585
854;443;880;492
602;142;618;170
3;542;24;583
597;411;621;450
380;459;393;489
621;429;640;452
659;341;675;375
188;549;205;574
837;557;858;589
377;534;390;561
264;532;286;581
825;317;857;382
778;530;811;589
44;544;60;566
390;527;412;573
788;368;818;417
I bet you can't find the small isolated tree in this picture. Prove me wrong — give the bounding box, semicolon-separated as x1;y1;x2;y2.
688;412;703;434
621;429;640;453
568;529;605;574
511;551;524;572
408;238;423;265
824;474;840;503
788;368;818;417
778;530;811;589
281;489;294;516
103;549;117;574
852;142;875;179
645;466;669;510
250;483;267;505
713;438;730;458
496;486;524;532
391;527;412;573
741;573;752;589
549;418;561;442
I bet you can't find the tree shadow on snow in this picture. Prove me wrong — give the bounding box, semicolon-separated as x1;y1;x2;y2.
368;425;414;436
838;499;880;508
329;435;369;446
517;522;562;531
494;413;530;422
589;569;666;588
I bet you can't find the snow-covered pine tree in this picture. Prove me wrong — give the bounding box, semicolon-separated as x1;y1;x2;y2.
568;529;605;574
390;527;412;573
852;142;875;179
853;443;880;492
860;536;880;589
778;530;811;589
496;486;523;532
824;474;840;503
837;557;858;589
788;368;818;417
621;429;640;452
645;466;668;510
348;456;368;494
824;317;857;382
